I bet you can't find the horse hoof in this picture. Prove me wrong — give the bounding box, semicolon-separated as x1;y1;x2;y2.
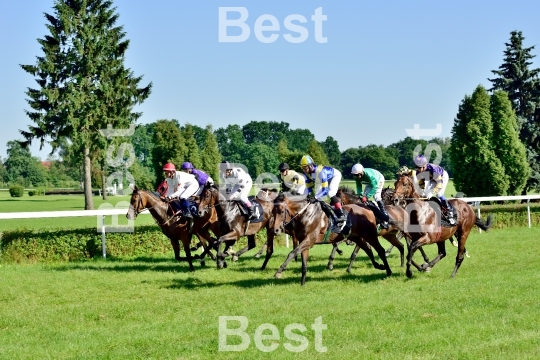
327;265;333;271
424;267;432;272
232;255;239;262
406;269;413;278
384;252;391;258
223;261;228;268
200;260;206;267
254;254;261;259
275;272;282;279
336;250;343;256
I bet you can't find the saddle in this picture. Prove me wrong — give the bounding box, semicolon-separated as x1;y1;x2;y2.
319;201;350;235
166;198;199;218
232;196;265;223
427;198;457;227
364;201;389;226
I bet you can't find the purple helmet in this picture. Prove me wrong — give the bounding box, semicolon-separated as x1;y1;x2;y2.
414;155;428;167
181;162;194;170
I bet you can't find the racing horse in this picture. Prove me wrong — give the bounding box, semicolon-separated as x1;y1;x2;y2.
336;187;430;267
265;193;392;286
197;184;278;268
126;186;219;271
391;175;492;278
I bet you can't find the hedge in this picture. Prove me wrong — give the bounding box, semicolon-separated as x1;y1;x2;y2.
0;204;537;263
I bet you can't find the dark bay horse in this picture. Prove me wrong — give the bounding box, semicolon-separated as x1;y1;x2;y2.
336;187;430;267
197;185;278;268
265;194;392;286
391;175;492;278
126;186;219;271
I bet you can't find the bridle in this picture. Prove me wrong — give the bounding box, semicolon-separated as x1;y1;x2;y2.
274;200;311;228
198;187;223;212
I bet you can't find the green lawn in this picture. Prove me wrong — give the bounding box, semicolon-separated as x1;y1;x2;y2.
0;227;539;359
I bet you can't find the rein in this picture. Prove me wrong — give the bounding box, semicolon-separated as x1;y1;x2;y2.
280;201;312;228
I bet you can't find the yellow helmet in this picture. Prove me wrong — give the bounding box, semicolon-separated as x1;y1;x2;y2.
299;155;314;167
397;165;410;175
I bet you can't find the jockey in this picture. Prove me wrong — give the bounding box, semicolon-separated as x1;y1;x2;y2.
351;163;389;229
278;162;305;195
162;162;199;219
220;161;256;220
413;155;456;225
299;155;346;227
180;161;214;196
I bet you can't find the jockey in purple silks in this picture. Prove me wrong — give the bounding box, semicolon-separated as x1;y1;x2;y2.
413;155;456;225
180;162;214;196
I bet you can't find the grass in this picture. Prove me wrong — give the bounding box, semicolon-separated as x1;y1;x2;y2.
1;227;539;359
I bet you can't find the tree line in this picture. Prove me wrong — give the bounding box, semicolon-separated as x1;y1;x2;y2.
11;0;540;206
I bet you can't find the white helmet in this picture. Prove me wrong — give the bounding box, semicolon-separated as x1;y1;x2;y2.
351;163;364;175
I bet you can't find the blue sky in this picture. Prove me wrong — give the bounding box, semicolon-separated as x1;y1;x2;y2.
1;0;540;160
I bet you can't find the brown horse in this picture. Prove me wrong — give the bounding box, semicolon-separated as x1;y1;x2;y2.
126;186;219;270
197;185;278;268
336;187;430;267
391;175;492;278
264;194;392;285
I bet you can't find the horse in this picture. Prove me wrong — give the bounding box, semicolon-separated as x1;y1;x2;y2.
197;184;278;268
264;193;392;286
126;186;219;271
391;175;492;278
336;187;430;267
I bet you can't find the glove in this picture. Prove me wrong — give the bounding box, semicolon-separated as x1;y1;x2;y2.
165;195;172;201
361;196;368;203
309;197;318;204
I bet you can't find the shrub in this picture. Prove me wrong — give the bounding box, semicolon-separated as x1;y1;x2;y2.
28;190;36;196
9;185;24;197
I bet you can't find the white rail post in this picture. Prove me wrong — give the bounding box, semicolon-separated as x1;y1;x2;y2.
527;199;531;228
101;215;107;259
285;234;289;248
477;206;482;233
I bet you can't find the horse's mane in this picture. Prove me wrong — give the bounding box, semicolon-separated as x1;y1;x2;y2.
338;187;355;194
143;190;164;201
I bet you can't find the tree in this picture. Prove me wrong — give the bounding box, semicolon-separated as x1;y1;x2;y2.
243;121;289;147
132;123;155;168
489;31;540;192
0;157;8;185
4;141;47;187
215;124;247;164
151;120;187;184
450;85;509;196
357;145;399;180
200;125;221;180
490;90;529;195
243;143;280;181
191;124;207;151
307;140;329;166
182;124;202;168
322;136;341;169
285;128;316;152
340;148;362;179
388;137;429;168
20;0;151;209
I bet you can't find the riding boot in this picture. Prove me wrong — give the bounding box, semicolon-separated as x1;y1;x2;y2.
376;200;390;229
333;207;347;226
180;199;193;219
442;198;456;224
246;205;256;220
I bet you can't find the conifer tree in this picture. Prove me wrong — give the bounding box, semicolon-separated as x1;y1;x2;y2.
307;140;329;166
200;125;221;180
489;31;540;192
20;0;151;209
450;85;509;196
151;120;187;184
182;124;202;169
490;90;529;195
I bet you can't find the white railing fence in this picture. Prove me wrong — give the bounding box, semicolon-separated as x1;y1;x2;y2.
1;195;539;258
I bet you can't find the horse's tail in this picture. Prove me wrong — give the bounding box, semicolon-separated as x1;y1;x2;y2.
475;214;492;231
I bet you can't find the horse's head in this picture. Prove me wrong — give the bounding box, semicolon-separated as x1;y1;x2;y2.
197;184;220;217
392;175;415;207
127;186;145;220
272;193;290;236
336;187;359;205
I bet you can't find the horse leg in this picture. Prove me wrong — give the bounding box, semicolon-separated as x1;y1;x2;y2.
346;244;361;273
382;233;405;267
421;241;447;271
275;240;309;279
327;241;341;270
255;242;267;259
261;230;274;270
196;230;217;263
403;232;431;264
369;240;392;276
233;235;256;261
170;238;182;262
351;236;385;272
180;235;195;272
451;230;470;277
300;248;310;286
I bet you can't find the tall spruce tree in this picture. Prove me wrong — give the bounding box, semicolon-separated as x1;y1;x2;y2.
307;140;329;166
490;90;529;194
200;125;221;180
182;124;202;169
20;0;151;209
450;85;509;196
489;31;540;192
